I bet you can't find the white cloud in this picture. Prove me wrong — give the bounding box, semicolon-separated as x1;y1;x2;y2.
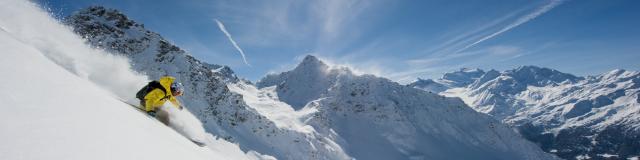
312;54;388;77
209;0;377;53
214;19;251;66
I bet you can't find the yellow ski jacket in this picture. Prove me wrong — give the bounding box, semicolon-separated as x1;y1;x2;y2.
144;76;181;112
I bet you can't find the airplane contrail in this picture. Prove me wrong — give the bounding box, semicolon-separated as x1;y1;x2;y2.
214;19;251;66
457;0;566;53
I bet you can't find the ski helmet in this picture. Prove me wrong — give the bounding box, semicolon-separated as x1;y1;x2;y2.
171;82;184;95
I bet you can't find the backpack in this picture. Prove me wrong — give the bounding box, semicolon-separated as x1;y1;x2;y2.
136;81;167;101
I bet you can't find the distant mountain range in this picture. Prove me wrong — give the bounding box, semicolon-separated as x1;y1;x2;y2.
410;66;640;159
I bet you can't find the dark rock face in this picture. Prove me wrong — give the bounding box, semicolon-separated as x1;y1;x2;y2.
594;125;640;158
65;6;152;55
519;124;640;160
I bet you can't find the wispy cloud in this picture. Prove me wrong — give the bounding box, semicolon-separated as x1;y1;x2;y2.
210;0;375;54
310;0;376;55
206;0;382;81
398;0;567;82
407;49;487;66
456;0;566;53
420;6;529;57
214;19;251;66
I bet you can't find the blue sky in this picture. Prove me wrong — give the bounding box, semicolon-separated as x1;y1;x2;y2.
37;0;640;83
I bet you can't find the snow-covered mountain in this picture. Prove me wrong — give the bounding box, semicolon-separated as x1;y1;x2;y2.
411;66;640;159
0;1;272;159
64;6;351;160
462;66;584;120
258;56;558;160
62;6;560;160
441;68;487;87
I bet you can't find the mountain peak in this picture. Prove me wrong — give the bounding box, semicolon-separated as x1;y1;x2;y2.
440;68;485;87
599;69;640;82
505;65;582;86
603;69;629;77
302;55;320;62
294;55;329;72
460;67;482;73
513;65;544;72
79;6;111;15
301;55;325;65
73;6;142;30
256;55;336;108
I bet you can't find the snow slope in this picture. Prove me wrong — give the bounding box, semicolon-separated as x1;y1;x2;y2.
414;66;640;159
258;56;559;160
0;1;270;159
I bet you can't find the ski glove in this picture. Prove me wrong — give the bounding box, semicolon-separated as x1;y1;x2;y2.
147;111;157;117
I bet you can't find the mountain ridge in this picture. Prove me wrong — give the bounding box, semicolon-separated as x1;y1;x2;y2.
411;66;640;159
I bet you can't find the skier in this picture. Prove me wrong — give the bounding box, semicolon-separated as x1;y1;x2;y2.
136;76;184;124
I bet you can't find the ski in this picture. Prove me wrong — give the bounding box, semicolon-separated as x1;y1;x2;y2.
191;140;206;147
